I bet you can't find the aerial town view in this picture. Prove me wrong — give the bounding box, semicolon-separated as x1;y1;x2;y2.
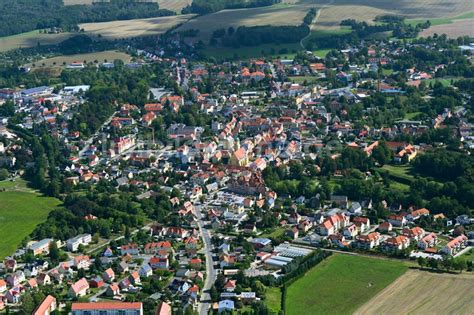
0;0;473;314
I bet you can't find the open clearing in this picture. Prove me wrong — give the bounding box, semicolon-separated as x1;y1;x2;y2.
0;179;61;260
286;254;408;315
27;50;131;68
80;14;194;39
355;270;474;315
0;30;72;52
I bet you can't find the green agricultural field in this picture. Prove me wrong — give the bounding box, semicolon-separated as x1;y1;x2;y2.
286;254;408;315
265;287;282;314
0;179;61;259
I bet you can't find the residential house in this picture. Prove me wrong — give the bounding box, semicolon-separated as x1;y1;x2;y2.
418;233;438;250
66;234;92;252
388;214;407;227
0;279;7;293
69;278;89;298
286;227;299;240
402;227;425;242
37;273;51;286
349;202;362;214
149;256;169;270
29;239;53;256
103;268;115;283
7;271;25;287
407;208;430;221
383;235;410;252
71;302;143;315
90;276;104;288
106;284;120;297
121;244;140;256
74;255;91;270
353;217;370;233
378;221;393;233
342;224;358;239
129;271;141;285
156;302;171;315
440;235;468;256
33;295;57;315
218;300;235;313
139;264;153;278
319;213;349;236
143;241;172;255
354;232;381;250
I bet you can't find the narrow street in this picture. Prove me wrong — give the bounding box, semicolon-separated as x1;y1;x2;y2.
194;206;216;315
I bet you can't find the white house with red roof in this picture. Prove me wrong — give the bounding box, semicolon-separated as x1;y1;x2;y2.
418;232;437;250
402;227;425;242
440;235;468;256
69;278;89;298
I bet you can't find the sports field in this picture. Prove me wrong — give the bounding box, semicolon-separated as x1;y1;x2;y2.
286;254;408;315
0;179;61;259
80;14;194;39
355;270;474;315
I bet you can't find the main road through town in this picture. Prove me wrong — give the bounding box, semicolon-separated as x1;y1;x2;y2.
194;205;217;315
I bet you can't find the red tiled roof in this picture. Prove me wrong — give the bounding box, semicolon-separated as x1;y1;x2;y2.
72;302;142;311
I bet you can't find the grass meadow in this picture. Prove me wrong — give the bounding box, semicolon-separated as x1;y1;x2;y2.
0;179;61;259
285;254;408;315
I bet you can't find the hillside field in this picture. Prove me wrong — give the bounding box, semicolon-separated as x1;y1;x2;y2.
0;30;72;53
285;254;408;315
175;3;311;42
0;179;61;260
64;0;192;13
355;270;474;315
80;14;194;39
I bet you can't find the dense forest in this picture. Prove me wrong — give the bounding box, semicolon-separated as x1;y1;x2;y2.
218;24;309;47
182;0;280;14
0;0;174;37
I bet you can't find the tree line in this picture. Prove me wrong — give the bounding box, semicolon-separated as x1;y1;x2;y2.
0;0;174;37
181;0;280;14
